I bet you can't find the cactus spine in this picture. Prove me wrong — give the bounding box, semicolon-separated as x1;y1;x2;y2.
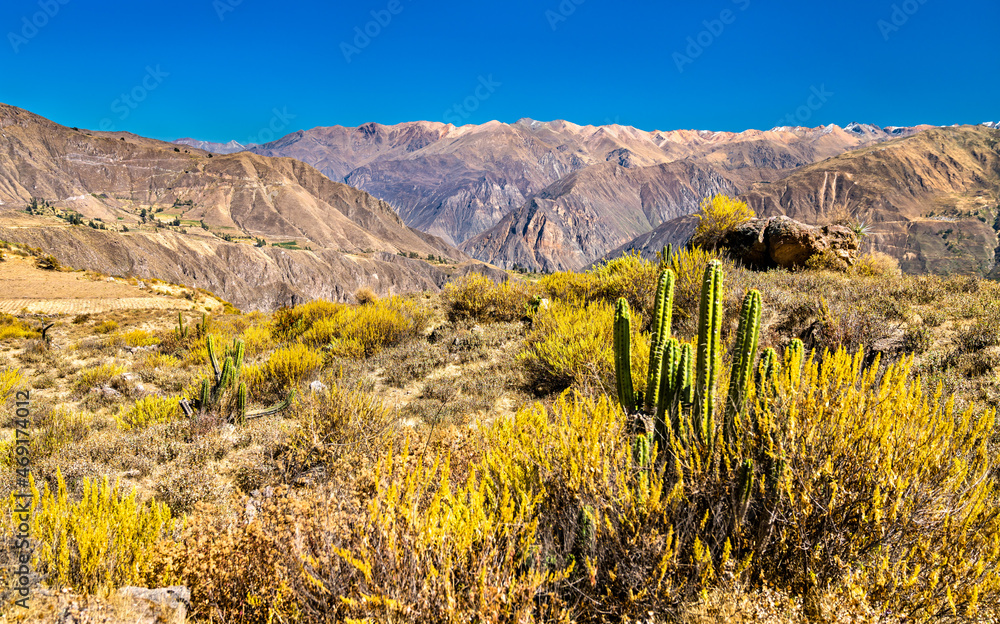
614;299;636;413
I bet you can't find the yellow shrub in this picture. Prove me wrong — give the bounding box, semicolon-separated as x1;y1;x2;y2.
849;251;902;278
691;194;755;249
520;300;649;395
0;325;36;340
265;343;324;389
443;273;536;322
0;367;22;402
94;320;119;334
115;395;181;431
588;251;661;319
114;329;161;347
539;270;596;303
241;323;275;357
669;246;725;319
272;299;344;341
0;313;37;340
139;352;180;371
2;470;173;594
298;297;427;357
74;362;124;394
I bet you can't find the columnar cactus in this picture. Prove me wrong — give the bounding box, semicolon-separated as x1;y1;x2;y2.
191;334;294;423
614;299;636;414
694;261;724;448
643;270;676;416
175;312;188;340
724;289;762;448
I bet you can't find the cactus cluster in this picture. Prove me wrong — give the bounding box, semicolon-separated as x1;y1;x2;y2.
614;260;772;466
189;334;294;423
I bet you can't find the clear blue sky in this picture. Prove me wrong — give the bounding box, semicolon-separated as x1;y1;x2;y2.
1;0;997;143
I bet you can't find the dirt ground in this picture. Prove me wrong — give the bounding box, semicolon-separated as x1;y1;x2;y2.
0;255;219;314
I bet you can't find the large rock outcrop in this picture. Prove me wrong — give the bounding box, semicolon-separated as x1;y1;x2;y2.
720;216;860;270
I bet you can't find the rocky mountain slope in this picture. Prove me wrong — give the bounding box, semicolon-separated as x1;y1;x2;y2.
0;104;493;310
234;120;930;248
607;126;1000;276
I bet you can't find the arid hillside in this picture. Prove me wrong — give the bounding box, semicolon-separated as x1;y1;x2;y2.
0;104;507;310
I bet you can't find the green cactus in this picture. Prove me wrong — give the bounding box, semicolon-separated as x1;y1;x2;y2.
196;312;211;338
237;382;247;422
784;338;805;390
192;334;293;423
244;388;297;420
695;261;724;448
724;289;762;449
632;432;651;468
757;347;779;397
644;270;676;416
175;312;188;340
614;298;636;413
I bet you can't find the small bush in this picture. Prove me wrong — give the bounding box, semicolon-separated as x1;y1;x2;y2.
443;274;535;322
36;254;61;271
264;343;324;389
690;194;755;249
74;362;125;394
956;318;1000;353
0;469;173;594
520;299;649;395
115;395;181;431
0;368;23;402
94;320;119;334
0;314;37;341
354;287;377;305
902;325;933;354
850;251;902;278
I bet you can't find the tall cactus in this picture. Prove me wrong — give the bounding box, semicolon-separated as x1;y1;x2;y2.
695;261;724;448
175;312;188;340
724;289;763;448
192;334;294;423
614;299;636;413
644;270;676;416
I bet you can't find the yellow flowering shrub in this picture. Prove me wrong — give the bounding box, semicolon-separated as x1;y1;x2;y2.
115;395;181;430
1;470;173;594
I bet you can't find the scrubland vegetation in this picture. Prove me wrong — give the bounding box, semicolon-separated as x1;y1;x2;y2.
2;241;1000;622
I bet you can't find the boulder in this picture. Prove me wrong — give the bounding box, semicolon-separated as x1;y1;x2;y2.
720;216;859;270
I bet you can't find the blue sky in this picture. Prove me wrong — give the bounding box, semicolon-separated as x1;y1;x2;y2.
1;0;997;142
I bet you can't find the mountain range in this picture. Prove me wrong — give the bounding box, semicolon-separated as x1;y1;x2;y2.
0;103;996;311
0;104;494;311
172;119;1000;273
